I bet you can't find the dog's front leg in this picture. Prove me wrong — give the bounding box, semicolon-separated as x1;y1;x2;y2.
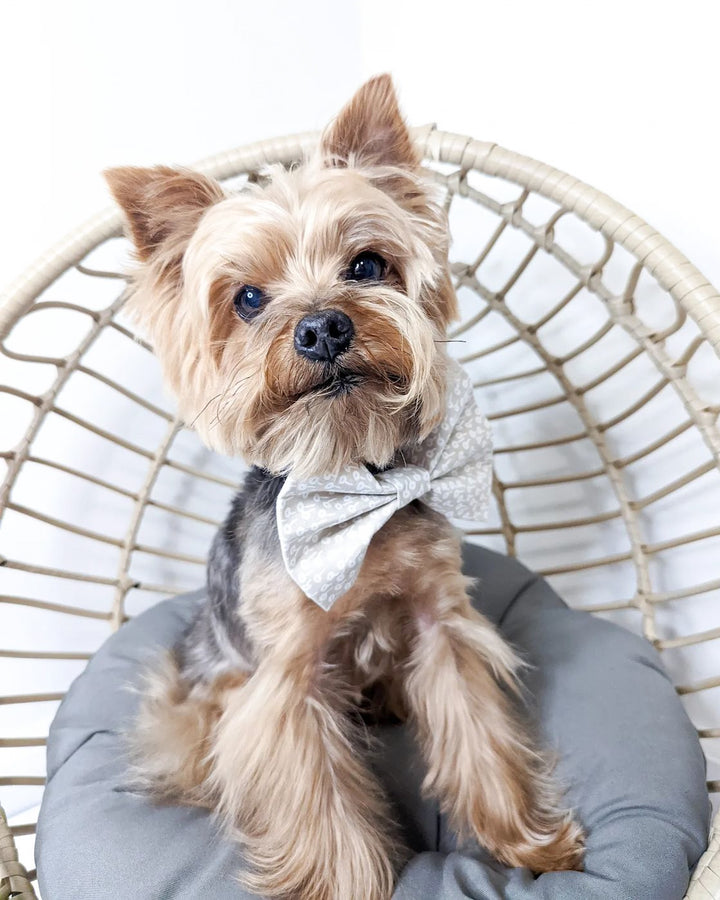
403;541;585;873
207;593;400;900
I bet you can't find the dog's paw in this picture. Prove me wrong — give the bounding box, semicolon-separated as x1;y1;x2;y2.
239;824;399;900
493;813;585;874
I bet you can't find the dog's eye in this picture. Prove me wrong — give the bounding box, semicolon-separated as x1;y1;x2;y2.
234;285;267;320
346;251;386;282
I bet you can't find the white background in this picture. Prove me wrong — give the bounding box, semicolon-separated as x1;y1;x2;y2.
1;0;719;295
1;0;719;874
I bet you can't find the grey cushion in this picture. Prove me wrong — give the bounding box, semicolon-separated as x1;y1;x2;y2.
37;545;711;899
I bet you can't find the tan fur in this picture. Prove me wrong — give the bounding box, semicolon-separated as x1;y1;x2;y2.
129;655;246;806
208;585;403;899
401;530;584;871
110;73;584;899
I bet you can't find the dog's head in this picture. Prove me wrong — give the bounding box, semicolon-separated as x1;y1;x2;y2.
106;75;457;477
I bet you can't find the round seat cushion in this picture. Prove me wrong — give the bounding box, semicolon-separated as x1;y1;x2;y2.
36;544;710;899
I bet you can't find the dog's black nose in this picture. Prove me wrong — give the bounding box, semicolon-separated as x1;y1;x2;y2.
294;310;354;362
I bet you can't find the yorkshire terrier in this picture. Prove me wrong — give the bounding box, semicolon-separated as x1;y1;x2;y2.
106;74;584;900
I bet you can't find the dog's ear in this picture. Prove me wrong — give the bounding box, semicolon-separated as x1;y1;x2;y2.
321;74;420;170
104;166;224;263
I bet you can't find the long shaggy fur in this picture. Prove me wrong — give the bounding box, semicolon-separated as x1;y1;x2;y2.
108;74;584;899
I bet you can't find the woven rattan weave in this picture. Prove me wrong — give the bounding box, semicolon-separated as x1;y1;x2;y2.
1;128;719;898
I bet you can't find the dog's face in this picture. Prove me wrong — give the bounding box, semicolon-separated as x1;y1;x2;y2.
106;75;458;477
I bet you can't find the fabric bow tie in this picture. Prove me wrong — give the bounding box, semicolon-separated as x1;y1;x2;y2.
276;359;493;610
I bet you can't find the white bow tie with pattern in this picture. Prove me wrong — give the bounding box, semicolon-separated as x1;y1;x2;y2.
276;359;493;610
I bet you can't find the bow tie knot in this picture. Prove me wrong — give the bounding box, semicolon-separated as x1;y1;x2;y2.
277;359;493;610
379;465;432;507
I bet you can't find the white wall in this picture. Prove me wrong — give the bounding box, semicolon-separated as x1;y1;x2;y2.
0;0;364;289
1;0;718;295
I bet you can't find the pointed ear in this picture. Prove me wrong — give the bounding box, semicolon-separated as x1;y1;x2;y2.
104;166;224;262
321;74;420;170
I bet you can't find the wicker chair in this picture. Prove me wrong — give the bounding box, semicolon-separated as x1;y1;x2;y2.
1;128;718;899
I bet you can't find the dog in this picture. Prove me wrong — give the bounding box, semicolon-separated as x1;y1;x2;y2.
105;74;584;900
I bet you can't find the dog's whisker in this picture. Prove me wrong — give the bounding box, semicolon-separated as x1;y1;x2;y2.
211;373;254;428
188;392;224;428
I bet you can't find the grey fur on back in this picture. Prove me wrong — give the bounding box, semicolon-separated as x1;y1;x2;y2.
174;467;285;685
